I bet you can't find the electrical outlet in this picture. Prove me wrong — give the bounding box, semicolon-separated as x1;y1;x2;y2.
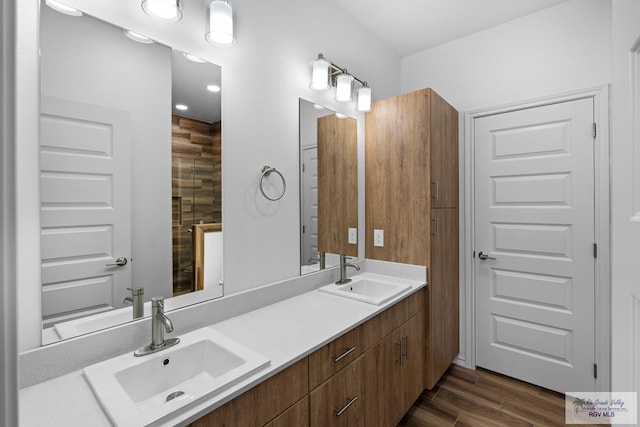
374;229;384;247
348;228;357;244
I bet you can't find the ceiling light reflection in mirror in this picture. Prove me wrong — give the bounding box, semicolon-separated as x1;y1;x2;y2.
39;1;223;345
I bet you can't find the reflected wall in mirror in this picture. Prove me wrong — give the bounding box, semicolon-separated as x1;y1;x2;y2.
299;99;358;275
39;2;223;344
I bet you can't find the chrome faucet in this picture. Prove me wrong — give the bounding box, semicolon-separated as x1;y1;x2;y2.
134;296;180;357
123;287;144;319
335;255;360;285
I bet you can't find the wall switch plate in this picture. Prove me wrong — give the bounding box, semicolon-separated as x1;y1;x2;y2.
374;229;384;247
348;228;357;244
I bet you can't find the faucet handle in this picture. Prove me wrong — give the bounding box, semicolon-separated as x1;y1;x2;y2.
152;296;165;309
126;287;144;296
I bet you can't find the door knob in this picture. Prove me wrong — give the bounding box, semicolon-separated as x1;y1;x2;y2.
106;256;128;267
478;251;496;260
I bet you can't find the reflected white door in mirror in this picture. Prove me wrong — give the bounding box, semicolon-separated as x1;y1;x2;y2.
39;0;223;345
298;99;359;276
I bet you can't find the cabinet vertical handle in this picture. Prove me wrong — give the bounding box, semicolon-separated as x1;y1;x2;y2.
335;396;358;417
432;180;440;200
432;217;440;236
401;336;408;359
333;346;356;363
395;340;402;365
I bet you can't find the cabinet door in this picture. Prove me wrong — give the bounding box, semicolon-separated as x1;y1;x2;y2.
429;92;458;209
363;329;403;427
401;311;425;409
426;208;459;389
310;356;364;427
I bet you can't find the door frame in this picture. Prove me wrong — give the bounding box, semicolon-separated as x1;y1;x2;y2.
462;86;611;392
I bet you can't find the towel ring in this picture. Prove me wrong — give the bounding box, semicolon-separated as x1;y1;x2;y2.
259;165;286;201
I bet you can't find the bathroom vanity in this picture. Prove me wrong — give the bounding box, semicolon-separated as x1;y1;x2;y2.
20;270;426;427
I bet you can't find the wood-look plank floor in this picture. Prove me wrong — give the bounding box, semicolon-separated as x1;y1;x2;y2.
398;365;605;427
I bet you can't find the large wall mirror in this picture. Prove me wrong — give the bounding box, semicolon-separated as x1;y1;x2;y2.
39;2;223;344
299;99;358;275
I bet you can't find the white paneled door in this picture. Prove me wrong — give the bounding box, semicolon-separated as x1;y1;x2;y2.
301;146;319;266
40;97;131;328
475;98;596;393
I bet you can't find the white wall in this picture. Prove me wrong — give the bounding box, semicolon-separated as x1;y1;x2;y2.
401;0;611;111
611;0;640;409
400;0;612;365
40;6;173;305
16;0;400;350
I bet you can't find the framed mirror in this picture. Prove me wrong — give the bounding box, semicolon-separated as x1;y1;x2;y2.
299;99;358;275
39;2;223;344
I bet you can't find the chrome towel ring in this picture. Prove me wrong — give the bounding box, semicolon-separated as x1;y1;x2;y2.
259;165;286;201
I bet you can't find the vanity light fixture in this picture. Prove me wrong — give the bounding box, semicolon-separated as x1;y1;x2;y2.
175;104;188;111
309;53;373;111
122;29;154;44
45;0;83;16
183;52;207;63
356;83;372;112
310;54;331;91
141;0;183;23
205;0;236;47
335;71;354;103
206;84;221;93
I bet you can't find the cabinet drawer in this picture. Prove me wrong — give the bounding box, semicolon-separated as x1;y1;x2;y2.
266;396;309;427
407;287;425;318
309;325;363;390
363;298;408;350
310;355;364;427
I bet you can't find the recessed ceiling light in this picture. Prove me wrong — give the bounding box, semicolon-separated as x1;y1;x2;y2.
335;113;348;119
175;104;188;111
206;84;221;93
122;29;154;44
45;0;83;16
183;52;207;63
141;0;183;22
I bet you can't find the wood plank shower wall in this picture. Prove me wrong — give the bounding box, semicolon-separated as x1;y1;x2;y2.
171;115;221;294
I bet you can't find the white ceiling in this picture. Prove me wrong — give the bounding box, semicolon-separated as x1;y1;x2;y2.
331;0;568;57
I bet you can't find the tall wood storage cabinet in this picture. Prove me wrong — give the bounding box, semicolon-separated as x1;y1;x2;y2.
365;88;459;390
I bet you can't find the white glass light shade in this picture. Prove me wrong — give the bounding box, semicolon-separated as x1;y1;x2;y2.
142;0;182;22
45;0;83;16
356;85;372;112
335;73;354;103
310;55;331;91
206;0;235;47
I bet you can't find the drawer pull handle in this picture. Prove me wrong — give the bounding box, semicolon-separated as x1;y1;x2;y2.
333;346;356;363
401;336;408;359
335;396;358;417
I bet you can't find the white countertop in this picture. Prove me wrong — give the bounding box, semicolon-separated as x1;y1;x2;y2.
20;272;425;427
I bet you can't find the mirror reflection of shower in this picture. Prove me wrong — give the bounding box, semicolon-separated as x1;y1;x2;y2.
171;50;222;297
171;122;221;295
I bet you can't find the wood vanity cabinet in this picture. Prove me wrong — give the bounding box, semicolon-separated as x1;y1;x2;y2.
309;356;364;427
190;358;309;427
365;88;459;390
363;311;425;427
191;289;425;427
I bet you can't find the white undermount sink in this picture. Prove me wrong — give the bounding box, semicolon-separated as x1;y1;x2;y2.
318;273;413;305
83;328;270;427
